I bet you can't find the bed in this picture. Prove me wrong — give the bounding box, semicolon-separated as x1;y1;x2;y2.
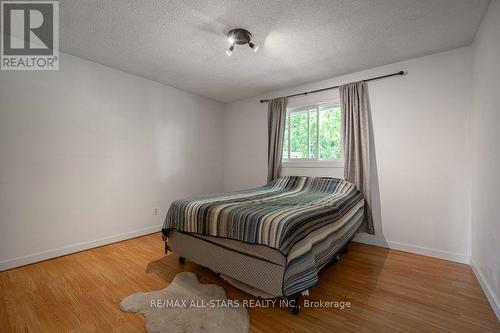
162;176;364;312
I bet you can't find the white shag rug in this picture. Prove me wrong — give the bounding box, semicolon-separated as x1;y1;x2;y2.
120;272;249;333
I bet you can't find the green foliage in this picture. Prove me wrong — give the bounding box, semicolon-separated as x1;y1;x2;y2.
310;110;317;158
319;106;342;160
290;111;308;158
283;105;342;160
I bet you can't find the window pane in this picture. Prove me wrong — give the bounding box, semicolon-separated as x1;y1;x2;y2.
290;111;308;158
309;109;317;159
319;105;342;160
283;116;289;159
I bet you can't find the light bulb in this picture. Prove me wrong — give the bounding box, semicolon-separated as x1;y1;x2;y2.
249;42;259;53
228;36;234;45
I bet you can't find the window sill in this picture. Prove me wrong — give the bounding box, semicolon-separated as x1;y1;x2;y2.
282;160;344;168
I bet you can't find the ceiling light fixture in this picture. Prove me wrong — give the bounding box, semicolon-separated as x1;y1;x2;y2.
225;28;259;56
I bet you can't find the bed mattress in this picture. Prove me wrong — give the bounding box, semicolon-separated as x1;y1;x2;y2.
163;176;364;296
167;209;362;297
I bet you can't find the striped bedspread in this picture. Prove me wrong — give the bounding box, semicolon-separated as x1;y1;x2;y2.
163;176;364;296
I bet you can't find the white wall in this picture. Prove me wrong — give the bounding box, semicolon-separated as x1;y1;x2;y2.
0;53;224;270
224;47;472;263
470;0;500;320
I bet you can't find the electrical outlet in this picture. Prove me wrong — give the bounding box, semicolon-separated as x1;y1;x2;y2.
153;207;159;216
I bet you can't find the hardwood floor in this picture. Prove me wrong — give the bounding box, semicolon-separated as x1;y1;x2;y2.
1;233;498;332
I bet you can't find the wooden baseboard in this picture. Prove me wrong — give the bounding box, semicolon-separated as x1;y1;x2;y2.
470;258;500;321
353;234;470;264
0;225;163;271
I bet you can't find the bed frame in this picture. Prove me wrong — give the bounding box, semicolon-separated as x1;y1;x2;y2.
164;235;354;314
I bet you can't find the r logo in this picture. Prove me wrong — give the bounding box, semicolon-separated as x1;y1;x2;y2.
1;1;59;70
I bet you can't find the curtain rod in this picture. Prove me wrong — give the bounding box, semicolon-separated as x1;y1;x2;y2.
259;70;407;103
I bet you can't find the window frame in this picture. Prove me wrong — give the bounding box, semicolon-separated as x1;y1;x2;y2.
282;100;344;168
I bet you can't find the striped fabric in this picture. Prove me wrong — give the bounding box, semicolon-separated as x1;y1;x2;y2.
163;176;364;296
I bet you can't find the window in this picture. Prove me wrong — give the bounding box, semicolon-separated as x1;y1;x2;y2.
283;101;342;163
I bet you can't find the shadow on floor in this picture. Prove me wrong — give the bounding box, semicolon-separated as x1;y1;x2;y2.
145;240;389;319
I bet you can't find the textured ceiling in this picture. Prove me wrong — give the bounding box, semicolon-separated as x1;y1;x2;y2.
60;0;489;102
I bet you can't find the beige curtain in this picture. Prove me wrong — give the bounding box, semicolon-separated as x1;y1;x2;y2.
267;97;288;182
340;81;375;234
